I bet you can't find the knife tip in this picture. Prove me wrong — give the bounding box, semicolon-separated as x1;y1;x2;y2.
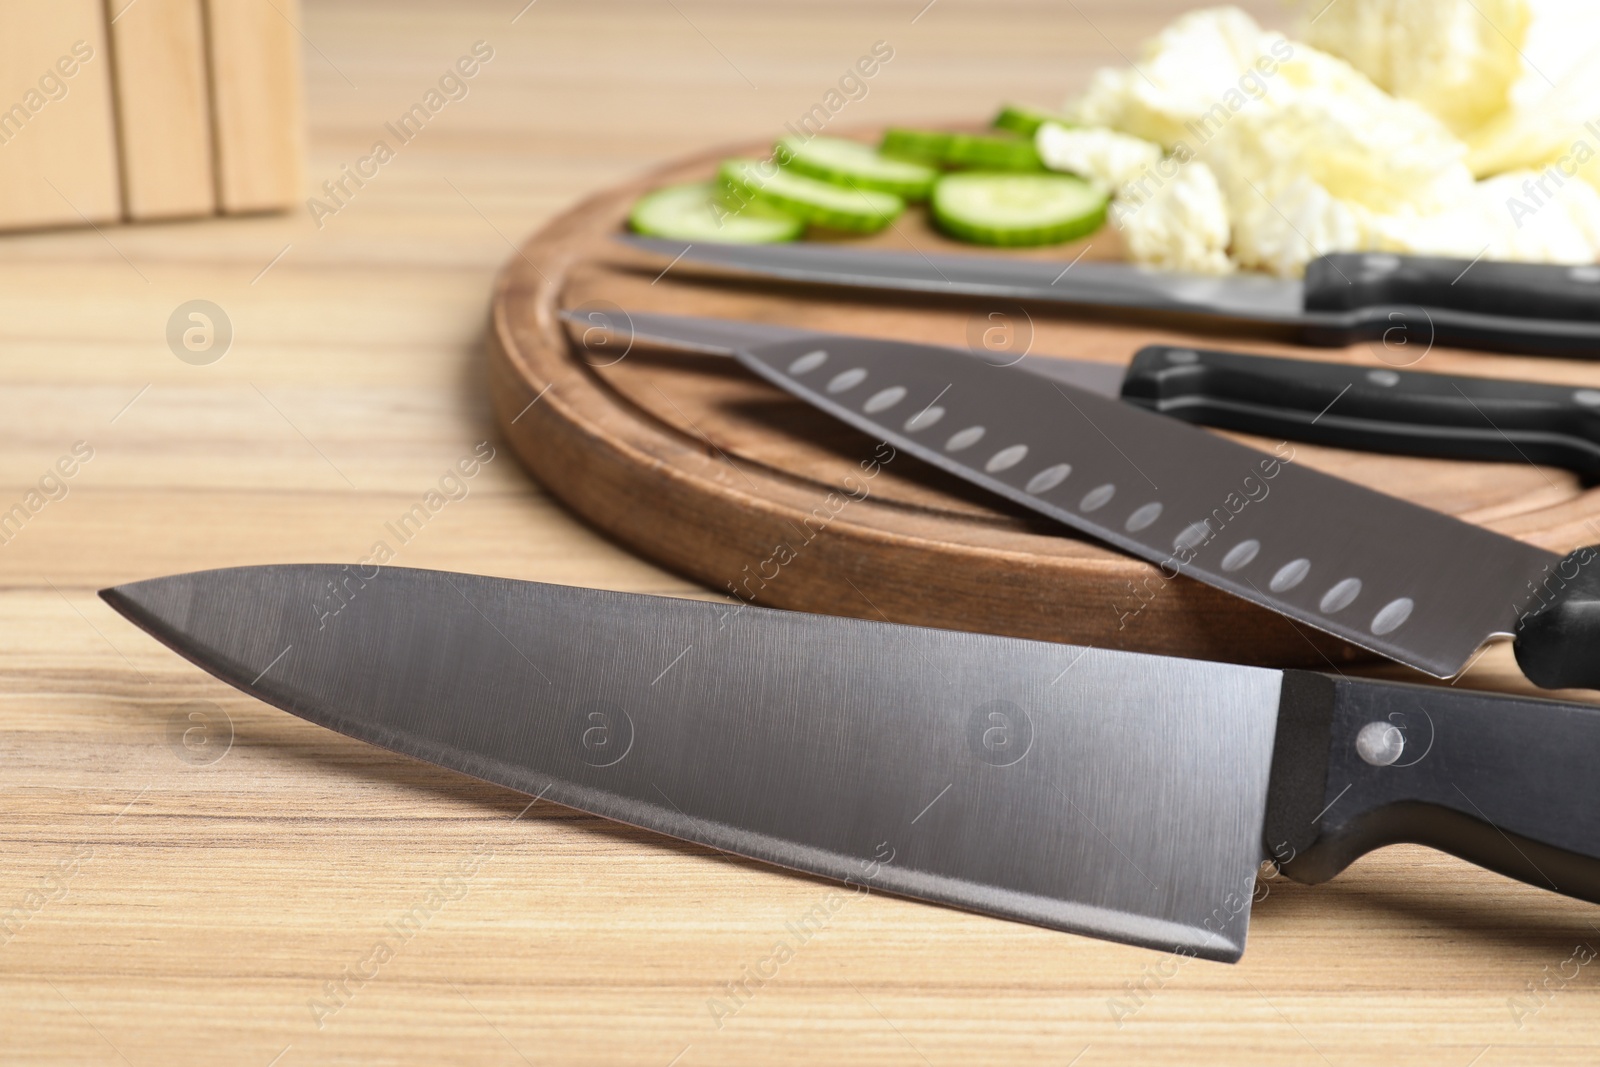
97;576;174;633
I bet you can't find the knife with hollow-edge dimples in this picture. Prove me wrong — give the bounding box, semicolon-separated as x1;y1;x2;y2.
567;308;1600;478
102;565;1600;962
566;308;1600;690
621;236;1600;358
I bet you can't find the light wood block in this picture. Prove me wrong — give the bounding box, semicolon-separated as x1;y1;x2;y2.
106;0;215;219
203;0;304;213
0;0;121;229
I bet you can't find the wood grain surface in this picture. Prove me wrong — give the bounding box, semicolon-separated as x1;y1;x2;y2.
107;0;216;220
0;0;121;229
4;2;1600;1065
205;0;306;213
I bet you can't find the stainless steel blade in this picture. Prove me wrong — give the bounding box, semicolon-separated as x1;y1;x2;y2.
732;334;1559;677
621;236;1308;324
103;564;1285;962
561;308;1129;397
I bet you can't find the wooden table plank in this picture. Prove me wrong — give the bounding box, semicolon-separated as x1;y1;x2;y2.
3;2;1598;1064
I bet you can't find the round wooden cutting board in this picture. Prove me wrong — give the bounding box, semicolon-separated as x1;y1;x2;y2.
488;134;1600;671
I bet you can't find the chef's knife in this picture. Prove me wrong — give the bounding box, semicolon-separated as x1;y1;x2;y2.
101;565;1600;963
564;310;1600;689
621;236;1600;358
568;309;1600;478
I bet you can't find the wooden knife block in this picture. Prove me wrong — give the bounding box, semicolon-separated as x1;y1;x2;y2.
0;0;304;232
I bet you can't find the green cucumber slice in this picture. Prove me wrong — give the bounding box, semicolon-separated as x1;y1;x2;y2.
878;128;954;166
992;103;1075;137
628;181;803;244
930;171;1108;247
719;157;903;234
776;136;937;200
880;128;1043;171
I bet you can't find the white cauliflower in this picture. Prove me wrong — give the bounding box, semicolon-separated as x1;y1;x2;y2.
1112;160;1234;275
1481;170;1600;262
1299;0;1600;178
1035;124;1162;190
1066;4;1600;275
1224;175;1370;277
1069;7;1287;150
1300;0;1530;136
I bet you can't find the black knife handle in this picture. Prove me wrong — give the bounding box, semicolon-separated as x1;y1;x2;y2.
1513;545;1600;690
1120;344;1600;479
1269;671;1600;902
1303;253;1600;356
1307;253;1600;325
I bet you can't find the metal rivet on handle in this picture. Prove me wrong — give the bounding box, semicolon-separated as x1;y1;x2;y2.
1370;597;1414;636
827;368;867;394
1575;390;1600;408
864;386;906;413
1367;369;1400;387
985;444;1028;472
1570;265;1600;284
788;350;828;375
1363;254;1401;274
1320;577;1363;614
1355;721;1405;767
904;406;945;432
1270;558;1310;592
1165;349;1199;365
1025;464;1072;495
946;426;986;452
1125;502;1163;532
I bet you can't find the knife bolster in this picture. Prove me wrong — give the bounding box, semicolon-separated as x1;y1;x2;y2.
1262;671;1337;872
1513;544;1600;691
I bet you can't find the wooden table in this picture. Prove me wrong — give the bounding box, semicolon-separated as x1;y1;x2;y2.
4;2;1598;1063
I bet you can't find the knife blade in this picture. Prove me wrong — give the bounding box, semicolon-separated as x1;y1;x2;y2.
567;316;1600;689
568;309;1600;478
101;565;1600;962
621;236;1600;358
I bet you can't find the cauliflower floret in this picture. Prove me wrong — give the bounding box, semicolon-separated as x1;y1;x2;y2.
1069;7;1284;149
1482;169;1600;261
1068;3;1600;276
1207;90;1473;214
1065;6;1482;276
1225;175;1370;277
1228;177;1566;278
1206;88;1475;274
1467;68;1600;180
1301;0;1530;136
1113;161;1234;275
1300;0;1600;178
1035;123;1231;274
1035;124;1162;189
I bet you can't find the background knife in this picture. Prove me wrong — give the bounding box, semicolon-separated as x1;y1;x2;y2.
622;236;1600;358
101;565;1600;964
572;316;1600;689
569;309;1600;479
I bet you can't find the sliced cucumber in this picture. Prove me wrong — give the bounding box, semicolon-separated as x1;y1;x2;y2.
776;135;937;201
878;128;955;166
930;171;1108;247
719;157;903;234
629;181;803;244
992;103;1075;138
881;128;1043;171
